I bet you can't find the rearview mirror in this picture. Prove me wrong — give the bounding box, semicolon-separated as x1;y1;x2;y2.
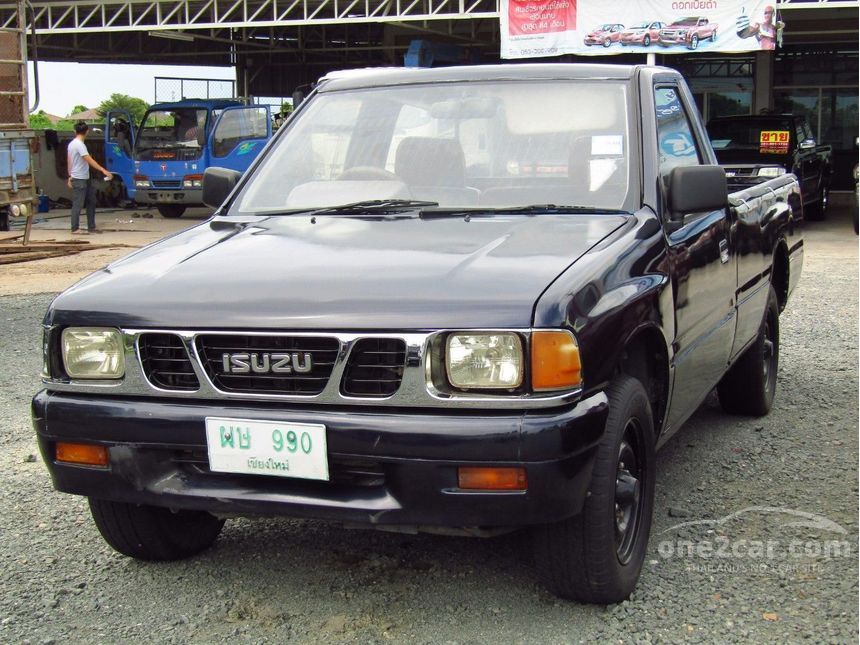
667;165;727;220
799;138;816;150
202;167;242;209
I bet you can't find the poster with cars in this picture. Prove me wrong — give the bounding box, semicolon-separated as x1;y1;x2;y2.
500;0;783;59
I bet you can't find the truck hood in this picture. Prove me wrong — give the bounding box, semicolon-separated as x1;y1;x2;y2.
47;213;629;330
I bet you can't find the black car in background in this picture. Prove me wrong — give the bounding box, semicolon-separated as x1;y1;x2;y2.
708;114;833;220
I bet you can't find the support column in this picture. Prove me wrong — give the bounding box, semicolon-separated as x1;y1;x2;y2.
753;50;774;114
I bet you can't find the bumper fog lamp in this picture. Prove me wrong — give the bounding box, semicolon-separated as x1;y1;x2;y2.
446;333;523;389
56;442;109;467
458;466;527;491
62;327;125;379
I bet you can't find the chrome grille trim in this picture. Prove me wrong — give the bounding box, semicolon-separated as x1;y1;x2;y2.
42;327;583;409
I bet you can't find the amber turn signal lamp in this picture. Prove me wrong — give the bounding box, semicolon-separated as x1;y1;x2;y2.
55;442;109;467
531;330;582;391
458;466;527;491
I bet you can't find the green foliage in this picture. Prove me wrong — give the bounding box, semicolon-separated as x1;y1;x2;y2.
71;104;88;115
280;101;293;115
28;110;53;130
55;119;76;131
96;93;149;124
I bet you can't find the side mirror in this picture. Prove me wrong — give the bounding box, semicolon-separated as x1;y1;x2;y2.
799;139;816;150
202;167;242;209
667;165;727;221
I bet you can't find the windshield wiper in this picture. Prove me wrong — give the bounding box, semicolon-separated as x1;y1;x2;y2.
420;204;630;217
263;199;440;217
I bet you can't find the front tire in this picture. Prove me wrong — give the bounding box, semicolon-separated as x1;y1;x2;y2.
717;285;779;416
157;204;186;218
532;376;656;603
689;34;699;49
643;35;651;46
603;38;611;48
89;498;225;560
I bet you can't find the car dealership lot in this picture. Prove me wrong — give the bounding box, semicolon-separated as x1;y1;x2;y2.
0;207;857;643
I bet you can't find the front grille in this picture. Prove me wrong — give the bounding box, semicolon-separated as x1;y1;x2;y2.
341;338;407;398
151;179;182;189
196;334;340;395
138;333;200;391
172;450;385;487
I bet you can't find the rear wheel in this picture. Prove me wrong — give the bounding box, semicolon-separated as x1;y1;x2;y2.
717;285;779;416
89;498;225;560
532;376;655;603
157;204;186;218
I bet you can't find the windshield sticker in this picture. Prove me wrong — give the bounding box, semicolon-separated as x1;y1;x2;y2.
592;135;623;156
710;139;731;150
760;130;790;154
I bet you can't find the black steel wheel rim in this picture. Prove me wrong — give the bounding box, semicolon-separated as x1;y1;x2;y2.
614;421;644;564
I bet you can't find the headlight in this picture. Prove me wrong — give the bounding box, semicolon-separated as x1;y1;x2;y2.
756;166;786;177
446;333;523;389
61;327;125;379
134;178;150;188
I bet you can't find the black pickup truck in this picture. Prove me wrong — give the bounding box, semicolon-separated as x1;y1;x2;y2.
708;113;833;220
33;65;803;604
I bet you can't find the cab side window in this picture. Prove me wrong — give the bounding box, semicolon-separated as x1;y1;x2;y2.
654;86;702;180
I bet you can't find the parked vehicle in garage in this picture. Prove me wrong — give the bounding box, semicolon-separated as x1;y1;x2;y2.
583;23;625;47
708;113;833;220
33;64;803;604
105;99;271;218
620;21;665;47
658;16;718;49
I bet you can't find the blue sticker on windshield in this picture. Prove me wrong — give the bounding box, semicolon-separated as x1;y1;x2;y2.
660;132;696;158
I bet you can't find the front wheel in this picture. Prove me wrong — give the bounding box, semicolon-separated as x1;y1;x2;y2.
89;498;225;560
157;204;186;218
643;35;651;46
532;376;656;603
689;34;699;49
603;38;611;48
711;29;717;41
717;285;779;416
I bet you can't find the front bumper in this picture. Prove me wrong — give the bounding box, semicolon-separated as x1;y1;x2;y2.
134;188;203;205
32;390;608;530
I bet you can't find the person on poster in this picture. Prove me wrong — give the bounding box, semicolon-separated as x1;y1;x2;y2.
736;5;784;50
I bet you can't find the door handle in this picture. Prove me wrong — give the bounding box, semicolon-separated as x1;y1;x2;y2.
719;239;730;264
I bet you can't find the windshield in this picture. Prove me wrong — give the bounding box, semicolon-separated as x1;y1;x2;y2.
233;80;631;214
709;119;793;151
135;108;208;161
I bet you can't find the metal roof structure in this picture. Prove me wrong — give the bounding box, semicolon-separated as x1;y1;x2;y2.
0;0;855;97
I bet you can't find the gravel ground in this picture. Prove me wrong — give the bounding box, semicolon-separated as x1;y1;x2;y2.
0;210;857;643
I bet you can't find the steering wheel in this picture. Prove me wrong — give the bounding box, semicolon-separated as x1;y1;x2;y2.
337;166;400;181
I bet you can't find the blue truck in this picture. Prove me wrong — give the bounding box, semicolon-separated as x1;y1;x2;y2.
105;99;271;218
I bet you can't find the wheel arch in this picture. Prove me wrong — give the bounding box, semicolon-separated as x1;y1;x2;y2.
772;239;790;312
615;324;671;437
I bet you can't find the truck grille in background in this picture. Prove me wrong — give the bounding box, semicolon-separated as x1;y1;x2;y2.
151;179;182;189
196;334;340;395
138;333;200;391
341;338;407;398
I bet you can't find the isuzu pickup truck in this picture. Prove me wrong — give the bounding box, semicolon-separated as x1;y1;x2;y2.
33;65;803;604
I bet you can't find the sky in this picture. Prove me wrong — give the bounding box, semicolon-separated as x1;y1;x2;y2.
27;62;236;117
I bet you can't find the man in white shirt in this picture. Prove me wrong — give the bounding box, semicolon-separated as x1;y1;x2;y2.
67;121;113;234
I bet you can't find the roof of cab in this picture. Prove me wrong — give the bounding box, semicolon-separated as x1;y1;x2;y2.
317;63;645;92
148;98;243;111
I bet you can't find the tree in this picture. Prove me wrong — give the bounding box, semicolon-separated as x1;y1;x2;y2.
96;93;149;124
280;100;293;115
70;104;88;115
28;110;53;129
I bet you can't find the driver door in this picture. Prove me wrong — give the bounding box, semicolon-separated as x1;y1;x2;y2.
105;110;136;200
208;105;271;173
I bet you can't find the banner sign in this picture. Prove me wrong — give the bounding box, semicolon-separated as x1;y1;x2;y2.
501;0;783;59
